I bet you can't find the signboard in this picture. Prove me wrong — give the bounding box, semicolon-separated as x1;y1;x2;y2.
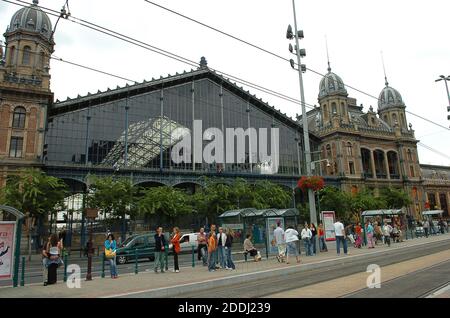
86;208;99;219
266;217;284;255
321;211;336;242
0;222;15;280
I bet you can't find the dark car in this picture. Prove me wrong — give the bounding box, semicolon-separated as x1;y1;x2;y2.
115;233;156;265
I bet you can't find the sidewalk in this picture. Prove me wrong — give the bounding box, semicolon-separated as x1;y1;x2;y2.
1;233;449;298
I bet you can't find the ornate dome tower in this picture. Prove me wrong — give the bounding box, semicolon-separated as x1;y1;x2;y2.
377;77;408;129
318;62;350;126
0;0;54;170
2;0;54;90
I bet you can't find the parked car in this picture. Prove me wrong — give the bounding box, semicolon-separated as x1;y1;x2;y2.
169;233;199;253
115;233;156;265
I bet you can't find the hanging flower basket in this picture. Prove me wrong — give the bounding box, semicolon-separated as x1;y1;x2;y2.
297;176;325;192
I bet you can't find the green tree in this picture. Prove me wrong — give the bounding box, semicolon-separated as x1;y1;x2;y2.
379;187;412;209
253;181;292;209
318;186;352;222
88;177;138;240
191;180;235;223
138;186;192;224
0;169;67;261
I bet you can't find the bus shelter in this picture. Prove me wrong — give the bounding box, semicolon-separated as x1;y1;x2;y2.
422;210;444;219
361;209;408;241
218;208;257;244
219;208;300;258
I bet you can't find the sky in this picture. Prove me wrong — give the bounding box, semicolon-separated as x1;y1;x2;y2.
1;0;449;166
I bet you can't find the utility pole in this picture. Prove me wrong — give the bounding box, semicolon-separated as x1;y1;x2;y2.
435;75;450;126
286;0;319;253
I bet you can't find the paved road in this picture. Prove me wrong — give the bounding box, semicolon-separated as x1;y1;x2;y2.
161;240;450;298
343;260;450;298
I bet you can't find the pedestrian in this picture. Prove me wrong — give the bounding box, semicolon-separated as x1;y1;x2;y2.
170;227;181;273
153;226;166;273
366;221;375;248
104;233;118;278
216;227;227;269
310;223;317;255
374;222;383;245
42;236;51;286
382;222;392;247
224;228;235;270
354;223;363;248
273;221;286;262
285;226;300;264
301;223;312;256
243;234;259;262
208;224;218;272
197;227;208;266
334;218;348;255
423;219;429;238
45;233;63;285
318;223;328;252
438;219;445;234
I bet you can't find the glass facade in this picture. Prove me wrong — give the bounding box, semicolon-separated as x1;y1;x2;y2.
46;73;314;177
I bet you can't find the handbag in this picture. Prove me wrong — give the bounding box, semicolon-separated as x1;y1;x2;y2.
105;248;116;259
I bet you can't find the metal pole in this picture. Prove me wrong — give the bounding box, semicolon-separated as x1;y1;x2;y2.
13;218;23;288
124;97;129;168
443;79;450;106
159;88;164;172
20;256;25;286
192;246;195;267
63;254;68;282
86;219;93;281
134;248;138;274
101;252;105;278
291;0;318;252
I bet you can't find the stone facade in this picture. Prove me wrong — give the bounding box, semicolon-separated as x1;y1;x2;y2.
300;65;450;219
0;1;53;185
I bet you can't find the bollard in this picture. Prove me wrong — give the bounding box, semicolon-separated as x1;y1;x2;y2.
164;244;168;271
101;253;105;278
134;249;138;274
20;256;25;287
191;246;195;268
244;252;248;262
63;255;68;283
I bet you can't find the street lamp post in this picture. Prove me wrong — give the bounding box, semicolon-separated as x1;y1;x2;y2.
85;208;98;281
435;75;450;125
287;0;319;254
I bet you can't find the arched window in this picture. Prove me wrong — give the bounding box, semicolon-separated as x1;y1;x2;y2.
383;115;388;123
326;144;332;159
346;142;353;156
371;117;376;125
12;107;26;129
331;102;337;114
400;113;405;127
407;149;412;161
38;51;45;69
22;46;31;65
392;113;398;124
9;46;16;65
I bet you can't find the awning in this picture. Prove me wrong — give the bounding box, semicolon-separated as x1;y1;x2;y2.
218;208;258;218
422;210;444;216
361;209;404;217
262;209;299;217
